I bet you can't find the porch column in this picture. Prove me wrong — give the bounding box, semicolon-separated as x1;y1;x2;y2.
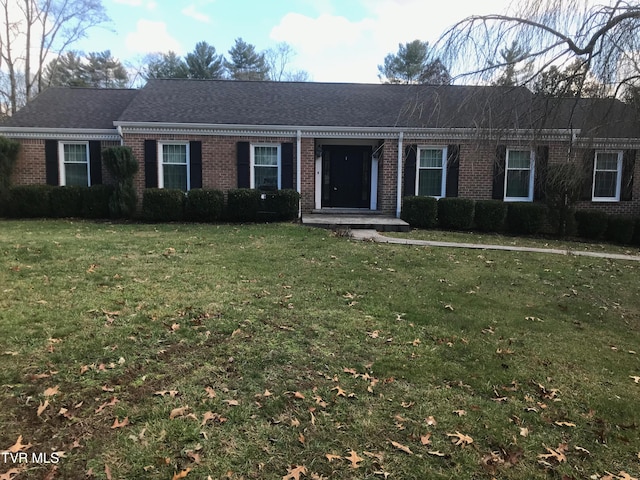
396;132;404;218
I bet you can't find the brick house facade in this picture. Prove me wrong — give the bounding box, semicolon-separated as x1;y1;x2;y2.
2;79;639;218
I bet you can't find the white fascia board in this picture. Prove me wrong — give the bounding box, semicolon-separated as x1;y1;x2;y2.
574;137;640;149
113;121;577;141
0;126;121;141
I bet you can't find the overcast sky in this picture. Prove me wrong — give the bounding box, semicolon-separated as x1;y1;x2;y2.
74;0;515;84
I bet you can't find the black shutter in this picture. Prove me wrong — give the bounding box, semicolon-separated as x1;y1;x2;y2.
621;149;635;201
237;141;250;188
189;141;202;189
445;144;460;197
45;140;59;186
403;144;417;196
534;145;549;201
580;149;595;201
89;140;102;185
144;140;158;188
492;145;507;200
281;142;294;189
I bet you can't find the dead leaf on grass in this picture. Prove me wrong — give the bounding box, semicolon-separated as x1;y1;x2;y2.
630;376;640;383
425;416;437;426
111;417;129;429
6;436;32;453
204;387;216;398
421;433;432;445
37;400;49;417
95;397;118;413
390;440;413;454
169;406;189;420
325;453;342;462
282;465;307;480
345;450;363;468
223;399;239;406
453;409;466;416
43;385;59;397
554;421;576;427
172;468;191;480
447;431;474;447
154;390;179;397
537;445;567;463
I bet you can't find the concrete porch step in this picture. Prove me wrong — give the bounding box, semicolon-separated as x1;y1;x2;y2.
301;213;410;232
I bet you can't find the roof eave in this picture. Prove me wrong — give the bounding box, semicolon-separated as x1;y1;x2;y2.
0;126;121;141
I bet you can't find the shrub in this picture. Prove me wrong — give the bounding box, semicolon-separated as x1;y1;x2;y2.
605;215;635;244
575;210;608;240
103;146;138;218
400;196;438;229
633;218;640;246
49;186;84;218
226;188;261;222
6;185;52;218
506;203;548;235
142;188;185;222
185;188;224;222
262;189;300;221
473;200;506;232
82;185;113;219
437;198;474;230
0;137;20;217
544;163;583;237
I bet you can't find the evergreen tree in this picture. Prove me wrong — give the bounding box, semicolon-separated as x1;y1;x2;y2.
378;40;450;85
491;41;533;86
86;51;129;88
225;38;269;81
43;52;89;87
144;51;189;80
44;50;128;88
185;41;225;79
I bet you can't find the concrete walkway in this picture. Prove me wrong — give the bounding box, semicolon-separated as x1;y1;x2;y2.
350;229;640;262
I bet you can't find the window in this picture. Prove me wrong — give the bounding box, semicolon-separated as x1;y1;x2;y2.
416;147;447;197
251;144;280;191
159;143;189;191
504;149;534;201
592;151;622;201
59;142;90;186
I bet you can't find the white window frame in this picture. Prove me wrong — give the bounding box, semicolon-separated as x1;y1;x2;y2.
504;148;535;202
592;150;623;202
250;143;281;190
158;142;190;191
415;146;447;198
58;141;90;186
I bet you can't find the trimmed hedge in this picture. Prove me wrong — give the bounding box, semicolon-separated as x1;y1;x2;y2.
103;146;138;219
473;200;506;232
226;188;261;222
6;185;53;218
506;203;548;235
262;189;300;221
0;137;20;217
633;218;640;246
142;188;185;222
605;215;635;245
575;210;608;240
401;196;438;229
437;198;474;230
49;186;84;218
82;185;113;219
185;188;224;222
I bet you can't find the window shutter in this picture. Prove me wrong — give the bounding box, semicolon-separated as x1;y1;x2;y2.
403;144;417;196
621;149;635;201
189;141;202;189
580;149;595;201
492;145;506;200
237;141;250;188
445;144;460;197
89;140;102;185
144;140;158;188
45;140;59;186
281;142;294;189
534;145;549;201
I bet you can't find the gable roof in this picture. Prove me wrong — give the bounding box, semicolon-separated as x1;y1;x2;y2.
117;79;540;130
1;80;637;140
2;87;138;130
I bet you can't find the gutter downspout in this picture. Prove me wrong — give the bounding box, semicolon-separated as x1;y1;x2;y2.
116;125;124;146
297;130;302;219
396;131;404;218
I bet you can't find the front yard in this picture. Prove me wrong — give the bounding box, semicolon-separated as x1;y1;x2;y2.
0;220;638;479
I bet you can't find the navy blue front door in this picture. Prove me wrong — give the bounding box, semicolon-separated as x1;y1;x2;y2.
322;146;371;208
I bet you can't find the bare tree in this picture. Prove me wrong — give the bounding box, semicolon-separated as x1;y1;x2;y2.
265;42;311;82
0;0;108;114
437;1;640;97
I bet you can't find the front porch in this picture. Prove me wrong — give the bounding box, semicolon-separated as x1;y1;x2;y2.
301;209;410;232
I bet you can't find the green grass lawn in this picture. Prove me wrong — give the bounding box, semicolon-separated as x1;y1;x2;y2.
1;220;639;480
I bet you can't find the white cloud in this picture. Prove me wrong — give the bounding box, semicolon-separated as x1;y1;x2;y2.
181;5;211;23
125;19;183;55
